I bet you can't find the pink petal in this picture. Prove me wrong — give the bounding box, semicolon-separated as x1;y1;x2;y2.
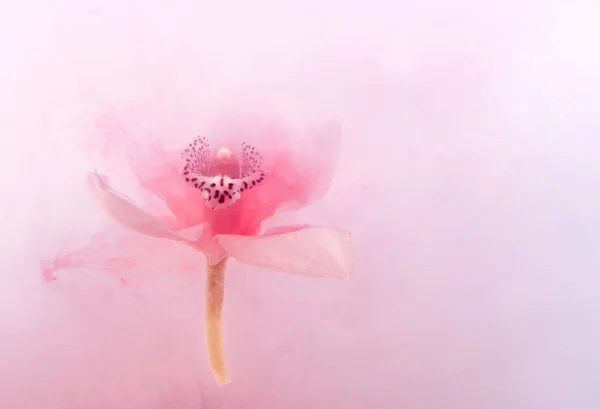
173;223;211;244
232;119;341;210
87;171;182;240
93;116;208;229
204;116;342;229
216;226;354;279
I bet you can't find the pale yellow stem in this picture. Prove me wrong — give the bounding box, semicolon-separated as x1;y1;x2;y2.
204;257;231;385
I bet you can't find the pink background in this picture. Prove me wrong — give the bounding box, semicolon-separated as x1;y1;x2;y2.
1;0;600;408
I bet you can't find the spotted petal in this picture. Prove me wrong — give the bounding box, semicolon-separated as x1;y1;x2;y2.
180;137;266;210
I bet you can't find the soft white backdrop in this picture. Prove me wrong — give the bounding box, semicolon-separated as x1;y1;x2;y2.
1;1;600;408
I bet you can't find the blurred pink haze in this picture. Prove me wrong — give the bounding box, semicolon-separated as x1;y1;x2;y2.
1;0;600;408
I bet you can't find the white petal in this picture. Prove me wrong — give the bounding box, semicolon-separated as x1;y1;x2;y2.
217;225;354;279
87;171;182;240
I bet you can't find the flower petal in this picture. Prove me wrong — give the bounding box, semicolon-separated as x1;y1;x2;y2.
87;171;181;240
203;116;342;228
93;115;208;228
216;226;354;279
42;226;204;282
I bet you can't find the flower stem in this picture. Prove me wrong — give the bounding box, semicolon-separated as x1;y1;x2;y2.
204;257;231;385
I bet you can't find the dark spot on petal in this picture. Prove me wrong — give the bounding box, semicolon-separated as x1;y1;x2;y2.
210;183;216;187
228;183;234;189
243;181;248;188
185;178;190;182
214;190;220;199
252;181;256;186
191;178;197;182
220;178;224;186
218;195;225;204
183;171;189;175
194;183;198;188
240;188;244;192
199;181;205;188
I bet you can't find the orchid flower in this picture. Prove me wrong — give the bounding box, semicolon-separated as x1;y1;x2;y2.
43;115;355;385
